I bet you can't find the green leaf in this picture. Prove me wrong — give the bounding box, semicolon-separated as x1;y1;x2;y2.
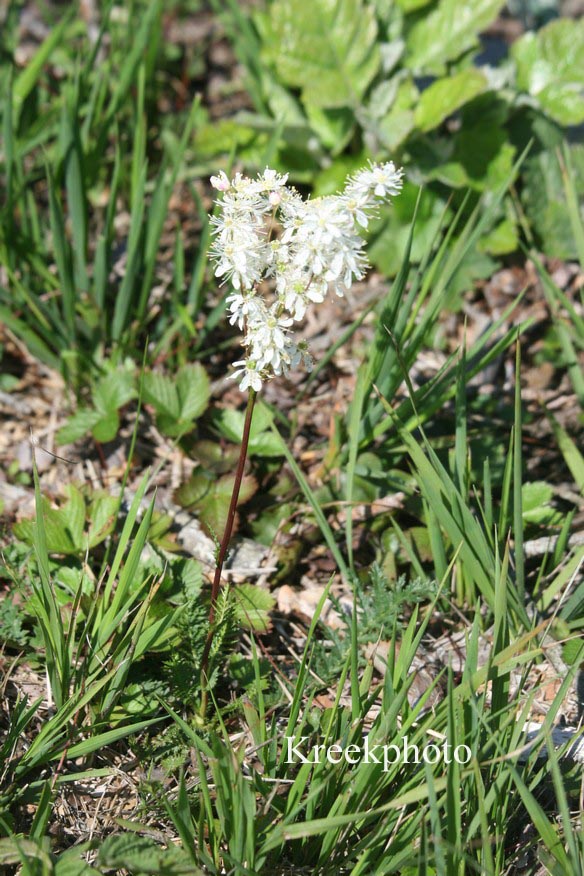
522;146;584;259
478;216;518;256
87;492;119;548
213;403;284;457
415;69;487;133
512;19;584;126
57;408;102;445
521;481;556;525
261;0;380;108
55;847;100;876
190;440;240;473
405;0;505;75
374;76;419;152
198;474;257;538
305;104;355;152
15;486;86;554
174;470;214;509
546;412;584;493
143;371;180;420
233;583;276;632
175;363;210;423
12;9;75;123
91;411;121;443
143;364;209;437
98;833;201;876
93;369;136;416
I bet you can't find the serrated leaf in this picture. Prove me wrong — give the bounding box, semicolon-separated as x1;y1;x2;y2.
174;470;214;509
213;403;284;457
522;481;555;525
233;583;275;632
179;558;203;599
93;370;136;416
374;76;419;152
55;847;100;876
215;473;258;506
57;407;102;445
405;0;505;75
143;371;180;421
144;365;209;437
512;19;584;126
87;493;118;548
98;834;200;876
15;488;86;554
58;485;86;549
176;362;210;423
198;474;257;539
305;105;355;152
261;0;380;108
91;410;120;443
414;69;487;132
191;440;240;473
522;147;584;259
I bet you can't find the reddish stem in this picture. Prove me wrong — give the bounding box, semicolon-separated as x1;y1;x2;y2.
199;388;257;717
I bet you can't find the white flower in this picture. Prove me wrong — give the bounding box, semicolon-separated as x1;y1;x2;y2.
345;160;404;202
226;291;266;329
210;170;230;191
230;360;263;392
247;309;294;372
208;160;404;392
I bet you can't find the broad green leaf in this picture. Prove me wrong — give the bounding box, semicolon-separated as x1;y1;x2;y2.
522;146;584;259
521;481;557;525
55;847;100;876
93;370;136;416
261;0;380;108
97;834;200;876
375;77;419;152
216;473;257;506
143;371;180;420
198;474;257;538
87;492;119;548
175;362;210;423
143;365;209;437
174;470;213;509
512;19;584;126
57;408;102;445
233;583;276;632
452;97;516;191
478;216;518;256
213;403;284;457
305;104;355;152
190;440;240;473
92;411;121;443
414;69;487;133
405;0;505;75
15;487;86;554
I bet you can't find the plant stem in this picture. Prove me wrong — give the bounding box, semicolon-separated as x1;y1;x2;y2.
199;388;257;718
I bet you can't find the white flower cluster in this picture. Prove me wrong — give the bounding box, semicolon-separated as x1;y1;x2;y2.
209;162;403;392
